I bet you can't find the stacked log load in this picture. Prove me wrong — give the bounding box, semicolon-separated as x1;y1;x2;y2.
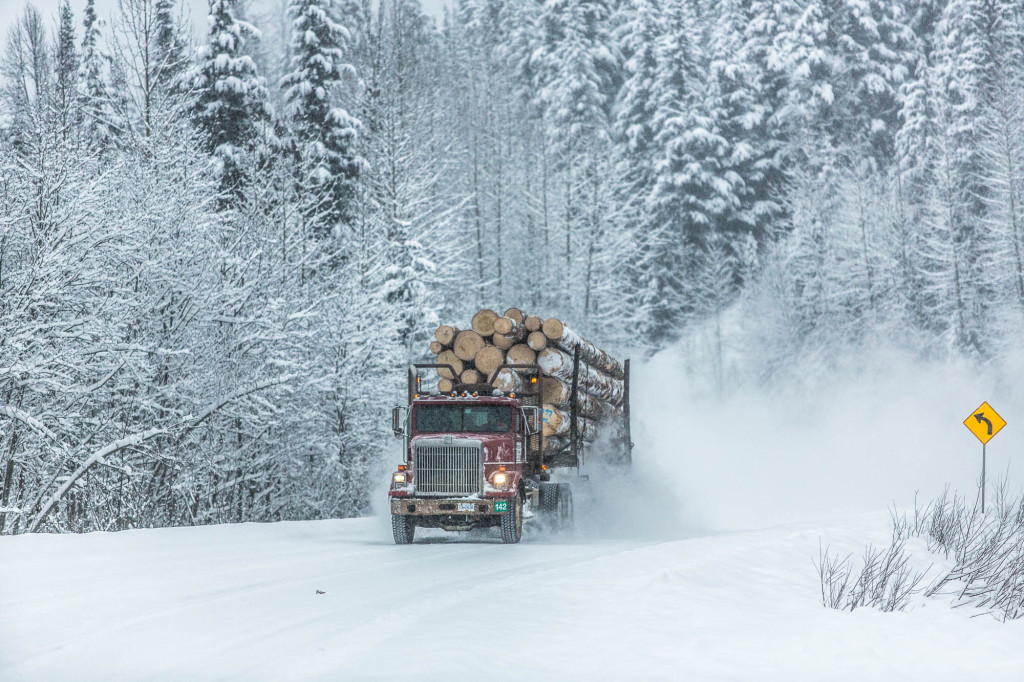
429;308;625;456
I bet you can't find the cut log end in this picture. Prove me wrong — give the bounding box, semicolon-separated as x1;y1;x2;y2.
541;317;565;340
471;309;499;336
524;315;542;332
434;325;459;346
438;378;454;393
503;308;524;323
527;331;548;351
453;330;486;361
460;369;481;384
507;344;536;366
474;345;506;377
428;341;444;355
435;350;465;380
492;333;514;350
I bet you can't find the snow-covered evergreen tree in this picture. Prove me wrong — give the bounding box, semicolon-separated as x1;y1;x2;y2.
192;0;270;198
54;1;78;141
79;0;113;142
281;0;361;236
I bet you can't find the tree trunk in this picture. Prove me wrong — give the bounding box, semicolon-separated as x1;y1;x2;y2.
492;368;524;393
434;325;459;346
474;345;506;378
524;315;543;332
527;331;548;351
471;308;499;336
541;404;598;439
542;377;616;420
541;319;624;379
507;344;536;366
503;307;524;323
453;330;486;361
435;350;465;379
492;333;514;350
493;316;525;339
538;348;624;406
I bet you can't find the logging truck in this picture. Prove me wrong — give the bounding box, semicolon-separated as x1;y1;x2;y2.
389;309;631;544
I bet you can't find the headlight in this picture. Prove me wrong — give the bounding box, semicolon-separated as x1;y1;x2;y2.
492;472;508;487
393;472;407;485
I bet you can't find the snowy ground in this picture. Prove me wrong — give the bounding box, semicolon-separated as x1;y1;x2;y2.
2;510;1024;681
4;347;1024;680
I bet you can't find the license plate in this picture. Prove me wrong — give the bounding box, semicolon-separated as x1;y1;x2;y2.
456;502;474;512
494;500;508;513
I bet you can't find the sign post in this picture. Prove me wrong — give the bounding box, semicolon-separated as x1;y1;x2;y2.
963;401;1006;513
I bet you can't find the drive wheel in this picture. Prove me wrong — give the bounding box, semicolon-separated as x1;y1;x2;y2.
539;482;558;527
392;514;415;545
556;483;574;529
500;492;523;544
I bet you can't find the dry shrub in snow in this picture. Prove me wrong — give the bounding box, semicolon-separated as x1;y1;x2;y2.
820;483;1024;620
815;538;929;612
908;484;1024;621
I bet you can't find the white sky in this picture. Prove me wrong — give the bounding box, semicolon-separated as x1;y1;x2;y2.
0;0;450;51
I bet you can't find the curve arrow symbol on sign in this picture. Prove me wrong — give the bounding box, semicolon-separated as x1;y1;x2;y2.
975;413;993;435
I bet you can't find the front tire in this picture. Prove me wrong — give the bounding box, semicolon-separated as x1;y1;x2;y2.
500;492;523;544
392;514;415;545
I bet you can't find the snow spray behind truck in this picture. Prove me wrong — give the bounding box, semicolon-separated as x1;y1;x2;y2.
389;308;631;544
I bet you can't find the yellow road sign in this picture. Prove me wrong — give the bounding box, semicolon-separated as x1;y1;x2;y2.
964;401;1006;444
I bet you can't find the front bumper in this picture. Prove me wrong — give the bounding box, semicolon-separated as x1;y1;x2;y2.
391;498;508;516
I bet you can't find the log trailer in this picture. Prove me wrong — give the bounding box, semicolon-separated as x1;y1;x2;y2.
388;351;631;544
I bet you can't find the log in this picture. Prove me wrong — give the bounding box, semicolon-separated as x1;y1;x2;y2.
460;368;481;384
507;344;536;366
541;377;616;421
524;315;543;332
492;333;515;350
474;345;506;378
492;368;524;393
542;435;570;454
453;330;486;361
492;316;526;340
434;325;459;346
541;404;598;439
538;347;624;406
438;378;454;393
436;350;464;380
471;309;499;336
429;340;444;355
527;331;548;351
541;318;625;380
503;308;524;323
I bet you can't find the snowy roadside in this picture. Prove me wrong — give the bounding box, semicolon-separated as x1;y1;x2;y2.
1;513;1023;681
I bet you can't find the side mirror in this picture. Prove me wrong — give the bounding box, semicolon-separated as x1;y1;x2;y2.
522;407;540;435
392;406;406;438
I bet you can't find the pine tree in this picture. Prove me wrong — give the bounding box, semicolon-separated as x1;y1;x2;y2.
153;0;191;96
281;0;361;236
79;0;113;142
192;0;270;199
54;0;79;141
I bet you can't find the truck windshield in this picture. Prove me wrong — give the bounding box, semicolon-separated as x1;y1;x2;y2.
415;405;511;433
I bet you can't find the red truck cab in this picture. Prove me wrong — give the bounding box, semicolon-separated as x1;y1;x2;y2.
389;393;538;544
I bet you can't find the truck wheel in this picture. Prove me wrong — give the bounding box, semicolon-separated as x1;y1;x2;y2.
539;482;559;521
500;492;523;544
392;514;415;545
556;483;574;528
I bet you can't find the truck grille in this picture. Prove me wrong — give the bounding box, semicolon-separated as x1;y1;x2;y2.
414;439;483;496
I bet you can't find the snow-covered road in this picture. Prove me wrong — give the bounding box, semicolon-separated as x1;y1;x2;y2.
3;511;1024;681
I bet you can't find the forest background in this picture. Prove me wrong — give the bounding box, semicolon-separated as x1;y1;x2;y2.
2;0;1022;533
